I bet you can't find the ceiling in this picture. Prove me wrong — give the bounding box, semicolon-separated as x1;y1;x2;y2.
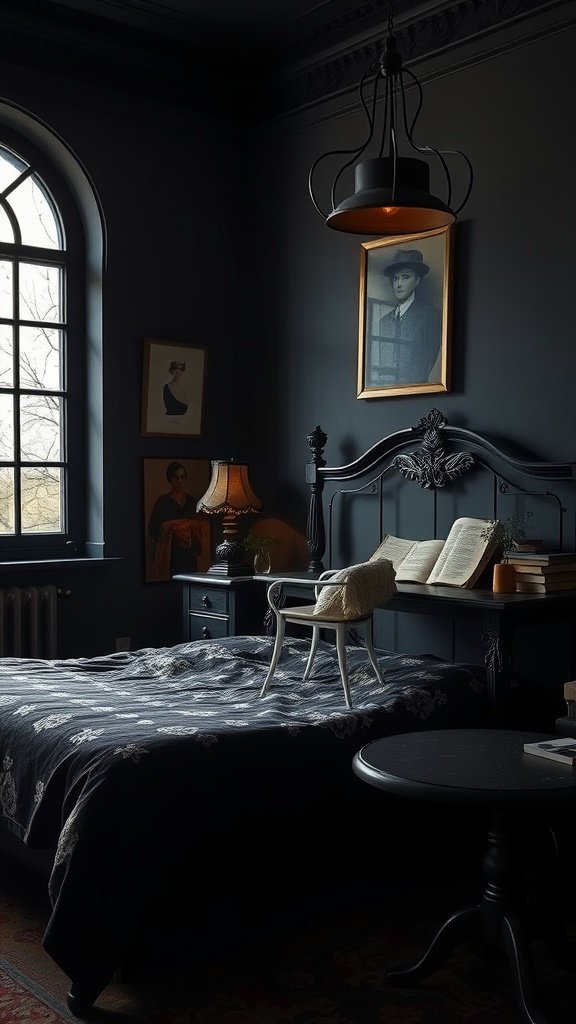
0;1;444;63
0;0;449;119
0;1;562;121
33;1;439;52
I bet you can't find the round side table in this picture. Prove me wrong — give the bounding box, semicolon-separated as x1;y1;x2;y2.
353;728;576;1024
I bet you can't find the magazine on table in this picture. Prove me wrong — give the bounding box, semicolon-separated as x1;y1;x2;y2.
523;737;576;766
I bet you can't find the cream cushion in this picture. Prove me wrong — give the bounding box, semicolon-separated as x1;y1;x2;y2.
313;559;396;619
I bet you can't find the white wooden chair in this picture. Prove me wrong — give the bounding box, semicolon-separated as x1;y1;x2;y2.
259;559;397;709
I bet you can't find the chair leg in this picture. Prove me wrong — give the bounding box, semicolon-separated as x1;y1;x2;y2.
364;617;384;685
335;623;353;709
303;626;320;681
259;616;286;697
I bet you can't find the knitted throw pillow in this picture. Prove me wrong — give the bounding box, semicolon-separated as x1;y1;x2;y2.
313;559;396;619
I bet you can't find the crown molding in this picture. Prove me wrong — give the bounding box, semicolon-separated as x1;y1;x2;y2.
259;0;576;121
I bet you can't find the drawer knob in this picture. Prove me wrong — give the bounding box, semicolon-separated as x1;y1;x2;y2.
201;594;210;608
202;625;210;639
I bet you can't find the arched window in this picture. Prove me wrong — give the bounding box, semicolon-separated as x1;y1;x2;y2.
0;125;89;560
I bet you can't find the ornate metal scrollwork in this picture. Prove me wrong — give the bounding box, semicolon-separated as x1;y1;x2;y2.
482;629;512;676
392;409;475;489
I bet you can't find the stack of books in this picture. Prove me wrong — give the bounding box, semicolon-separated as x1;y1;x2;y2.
505;551;576;592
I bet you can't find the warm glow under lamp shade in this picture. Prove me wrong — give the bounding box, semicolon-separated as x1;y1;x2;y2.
196;461;262;515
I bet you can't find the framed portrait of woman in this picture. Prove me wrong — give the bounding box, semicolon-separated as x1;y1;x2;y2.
141;337;207;437
143;457;212;583
357;225;453;399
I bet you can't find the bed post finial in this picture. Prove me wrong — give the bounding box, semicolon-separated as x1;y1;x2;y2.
306;426;327;572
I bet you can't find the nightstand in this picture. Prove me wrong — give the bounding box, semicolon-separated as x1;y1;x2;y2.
174;574;265;641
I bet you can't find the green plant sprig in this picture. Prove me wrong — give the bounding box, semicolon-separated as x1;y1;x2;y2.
241;534;280;552
481;512;533;563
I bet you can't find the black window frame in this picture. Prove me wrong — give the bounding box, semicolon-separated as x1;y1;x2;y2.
0;125;87;562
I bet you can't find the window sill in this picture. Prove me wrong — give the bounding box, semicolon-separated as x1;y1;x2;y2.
0;557;121;572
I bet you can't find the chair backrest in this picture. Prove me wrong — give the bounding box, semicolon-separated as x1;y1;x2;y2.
313;559;396;620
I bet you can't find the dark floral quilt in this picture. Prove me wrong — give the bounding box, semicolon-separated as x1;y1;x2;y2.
0;635;489;1003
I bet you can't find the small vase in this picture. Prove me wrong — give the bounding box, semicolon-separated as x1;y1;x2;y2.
492;562;517;594
253;548;272;574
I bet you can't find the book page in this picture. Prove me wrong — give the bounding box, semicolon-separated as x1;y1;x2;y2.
370;535;445;583
395;539;446;583
366;532;444;581
426;517;496;588
370;535;420;568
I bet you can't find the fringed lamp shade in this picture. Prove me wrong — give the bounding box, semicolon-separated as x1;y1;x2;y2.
196;461;262;576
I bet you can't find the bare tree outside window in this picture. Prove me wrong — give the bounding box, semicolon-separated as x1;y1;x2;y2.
0;144;65;538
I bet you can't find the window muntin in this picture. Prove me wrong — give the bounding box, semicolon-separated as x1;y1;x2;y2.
0;141;69;543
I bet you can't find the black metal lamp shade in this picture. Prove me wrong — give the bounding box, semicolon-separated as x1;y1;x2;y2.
309;5;473;237
326;157;456;235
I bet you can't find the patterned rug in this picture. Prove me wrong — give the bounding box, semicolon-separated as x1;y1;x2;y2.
0;856;575;1024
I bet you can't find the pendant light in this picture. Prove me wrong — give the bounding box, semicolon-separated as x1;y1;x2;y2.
308;0;473;236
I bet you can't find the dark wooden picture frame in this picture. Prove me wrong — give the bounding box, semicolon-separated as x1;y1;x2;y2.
141;337;207;438
357;226;453;399
143;457;212;582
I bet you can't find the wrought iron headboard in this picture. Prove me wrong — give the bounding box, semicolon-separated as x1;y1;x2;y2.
305;409;576;573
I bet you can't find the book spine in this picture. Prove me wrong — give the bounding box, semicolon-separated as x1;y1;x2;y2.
516;582;576;592
511;561;576;570
514;573;576;583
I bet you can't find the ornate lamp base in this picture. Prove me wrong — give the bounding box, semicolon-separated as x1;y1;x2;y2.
207;538;252;577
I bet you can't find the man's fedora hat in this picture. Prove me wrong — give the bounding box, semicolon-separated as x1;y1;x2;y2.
382;248;429;278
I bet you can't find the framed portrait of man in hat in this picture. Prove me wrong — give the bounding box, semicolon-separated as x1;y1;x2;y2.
357;225;453;399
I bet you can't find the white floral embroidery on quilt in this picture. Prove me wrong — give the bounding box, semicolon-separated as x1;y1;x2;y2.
33;714;73;732
0;755;16;818
54;810;79;867
69;728;106;745
113;744;149;763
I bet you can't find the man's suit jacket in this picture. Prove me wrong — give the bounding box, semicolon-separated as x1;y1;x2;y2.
379;298;442;385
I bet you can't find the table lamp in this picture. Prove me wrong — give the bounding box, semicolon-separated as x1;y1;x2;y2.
196;460;263;576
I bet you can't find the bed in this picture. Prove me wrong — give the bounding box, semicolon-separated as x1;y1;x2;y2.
0;633;491;1014
2;408;575;1016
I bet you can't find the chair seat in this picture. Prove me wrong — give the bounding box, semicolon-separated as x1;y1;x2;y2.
279;604;372;624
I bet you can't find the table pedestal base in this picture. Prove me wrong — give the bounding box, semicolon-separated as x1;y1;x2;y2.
385;811;576;1024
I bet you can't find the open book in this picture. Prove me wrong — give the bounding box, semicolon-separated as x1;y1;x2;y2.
369;517;499;589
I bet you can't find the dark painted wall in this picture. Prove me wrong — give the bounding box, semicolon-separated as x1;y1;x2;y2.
0;69;254;655
246;12;576;711
1;7;575;713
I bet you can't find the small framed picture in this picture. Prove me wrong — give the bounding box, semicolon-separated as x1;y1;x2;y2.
141;337;207;437
357;226;453;399
143;457;212;582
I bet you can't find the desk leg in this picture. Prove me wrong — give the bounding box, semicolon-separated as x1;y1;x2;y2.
482;611;513;726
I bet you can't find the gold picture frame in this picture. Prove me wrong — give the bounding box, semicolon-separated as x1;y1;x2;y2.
357;226;453;399
141;337;207;438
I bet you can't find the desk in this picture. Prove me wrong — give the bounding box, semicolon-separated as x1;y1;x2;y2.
353;728;576;1024
255;573;576;724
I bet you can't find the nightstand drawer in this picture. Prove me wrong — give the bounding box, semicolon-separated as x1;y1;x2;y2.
176;574;266;642
188;613;229;641
188;587;229;614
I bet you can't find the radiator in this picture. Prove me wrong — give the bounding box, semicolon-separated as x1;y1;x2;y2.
0;585;58;659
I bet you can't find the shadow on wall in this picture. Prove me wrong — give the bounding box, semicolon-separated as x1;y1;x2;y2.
246;517;309;572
